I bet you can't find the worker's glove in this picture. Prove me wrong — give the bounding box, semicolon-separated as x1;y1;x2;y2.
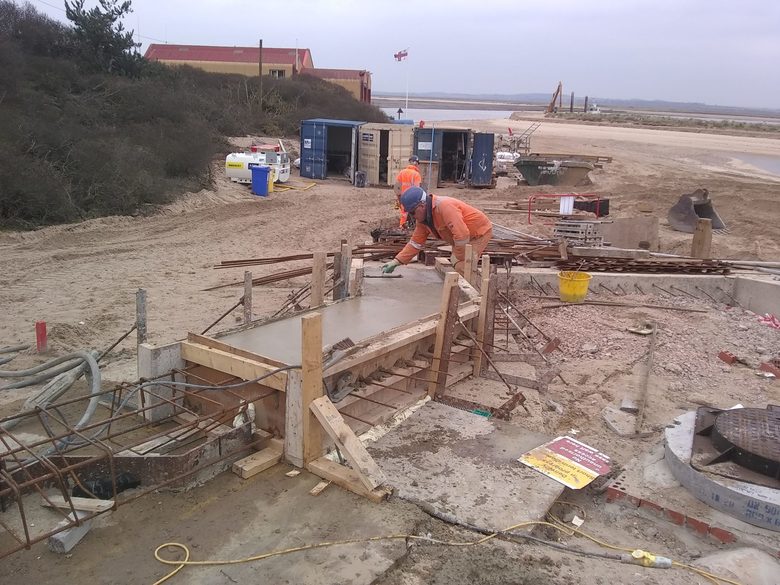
382;259;401;274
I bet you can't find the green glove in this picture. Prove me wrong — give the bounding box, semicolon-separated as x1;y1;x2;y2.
382;259;400;274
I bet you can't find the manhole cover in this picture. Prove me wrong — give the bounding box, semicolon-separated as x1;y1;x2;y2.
712;406;780;479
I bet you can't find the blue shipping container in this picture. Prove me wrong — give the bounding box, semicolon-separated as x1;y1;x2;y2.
469;132;495;187
300;119;365;182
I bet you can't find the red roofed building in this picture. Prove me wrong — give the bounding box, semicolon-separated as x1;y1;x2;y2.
301;68;371;103
144;44;372;103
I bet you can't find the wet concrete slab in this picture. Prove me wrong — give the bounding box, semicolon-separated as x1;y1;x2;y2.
368;401;565;532
219;265;444;364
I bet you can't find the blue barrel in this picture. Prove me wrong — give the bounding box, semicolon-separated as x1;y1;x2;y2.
251;165;271;196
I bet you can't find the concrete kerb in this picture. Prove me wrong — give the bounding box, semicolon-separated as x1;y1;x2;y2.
664;411;780;533
502;268;780;316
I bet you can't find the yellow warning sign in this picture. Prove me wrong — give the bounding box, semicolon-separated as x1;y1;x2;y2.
226;162;244;169
519;436;610;490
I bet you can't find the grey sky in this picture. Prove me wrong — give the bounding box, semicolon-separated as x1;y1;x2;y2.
29;0;780;109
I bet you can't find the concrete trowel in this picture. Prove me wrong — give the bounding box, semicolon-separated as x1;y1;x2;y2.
667;188;727;233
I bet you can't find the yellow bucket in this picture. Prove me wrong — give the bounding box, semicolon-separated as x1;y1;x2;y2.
558;271;592;303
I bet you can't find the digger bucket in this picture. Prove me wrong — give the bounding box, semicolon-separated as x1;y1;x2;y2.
667;188;726;233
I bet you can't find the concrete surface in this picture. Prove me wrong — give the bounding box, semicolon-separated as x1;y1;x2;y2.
4;464;424;585
665;410;780;532
219;266;444;364
610;439;780;555
368;401;564;532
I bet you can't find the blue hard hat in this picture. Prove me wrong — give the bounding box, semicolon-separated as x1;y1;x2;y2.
400;186;426;213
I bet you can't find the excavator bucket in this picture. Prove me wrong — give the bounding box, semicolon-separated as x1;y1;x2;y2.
667;188;727;233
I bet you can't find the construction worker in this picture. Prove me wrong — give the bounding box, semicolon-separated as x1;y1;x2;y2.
382;187;492;276
393;155;422;227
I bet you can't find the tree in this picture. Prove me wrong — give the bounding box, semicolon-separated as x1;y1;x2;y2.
65;0;142;75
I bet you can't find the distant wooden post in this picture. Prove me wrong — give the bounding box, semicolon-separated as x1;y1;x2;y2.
136;289;147;345
428;272;460;398
691;218;713;259
310;252;326;307
243;271;252;324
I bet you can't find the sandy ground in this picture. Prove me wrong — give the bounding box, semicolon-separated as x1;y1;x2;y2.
1;119;779;583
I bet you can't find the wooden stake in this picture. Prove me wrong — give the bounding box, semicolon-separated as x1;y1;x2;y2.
428;272;461;397
243;271;253;324
310;251;326;307
284;369;303;466
474;255;491;374
691;218;712;259
464;244;475;284
301;312;324;464
334;243;352;300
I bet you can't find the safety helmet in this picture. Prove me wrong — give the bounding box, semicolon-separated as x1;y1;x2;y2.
408;155;419;164
400;186;426;213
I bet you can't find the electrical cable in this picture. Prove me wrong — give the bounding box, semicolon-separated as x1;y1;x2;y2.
151;511;744;585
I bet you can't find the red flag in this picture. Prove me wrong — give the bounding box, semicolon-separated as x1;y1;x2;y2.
394;49;408;61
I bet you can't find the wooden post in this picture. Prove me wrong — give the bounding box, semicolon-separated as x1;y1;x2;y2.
349;257;364;297
301;312;324;464
310;251;326;307
691;218;712;259
481;273;498;375
331;249;342;301
243;271;252;324
284;369;304;467
473;255;491;373
334;243;352;300
464;244;475;285
136;288;147;345
428;272;460;398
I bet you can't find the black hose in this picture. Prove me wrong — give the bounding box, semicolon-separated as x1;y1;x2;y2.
409;498;621;562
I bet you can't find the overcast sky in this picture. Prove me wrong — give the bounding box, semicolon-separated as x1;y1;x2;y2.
28;0;780;109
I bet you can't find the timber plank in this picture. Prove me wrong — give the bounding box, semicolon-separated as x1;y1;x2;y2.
306;458;391;503
232;441;283;479
180;341;288;391
41;495;114;513
309;396;386;490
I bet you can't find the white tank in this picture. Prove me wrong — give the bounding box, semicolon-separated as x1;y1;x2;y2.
225;148;291;184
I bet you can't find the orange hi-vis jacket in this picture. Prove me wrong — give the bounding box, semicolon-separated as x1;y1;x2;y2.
395;195;492;265
395;165;422;196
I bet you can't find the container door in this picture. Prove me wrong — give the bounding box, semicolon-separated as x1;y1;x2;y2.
300;121;327;179
388;126;414;186
414;128;443;162
358;127;381;185
469;132;495;186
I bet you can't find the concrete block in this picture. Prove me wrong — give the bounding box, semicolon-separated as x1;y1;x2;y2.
619;397;639;414
138;341;185;422
602;405;636;436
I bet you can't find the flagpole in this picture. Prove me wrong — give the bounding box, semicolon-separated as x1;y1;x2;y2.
405;57;409;111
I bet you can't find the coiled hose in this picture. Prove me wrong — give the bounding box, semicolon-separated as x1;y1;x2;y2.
0;351;102;437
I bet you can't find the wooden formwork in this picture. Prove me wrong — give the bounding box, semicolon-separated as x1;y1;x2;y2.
154;247;530;500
